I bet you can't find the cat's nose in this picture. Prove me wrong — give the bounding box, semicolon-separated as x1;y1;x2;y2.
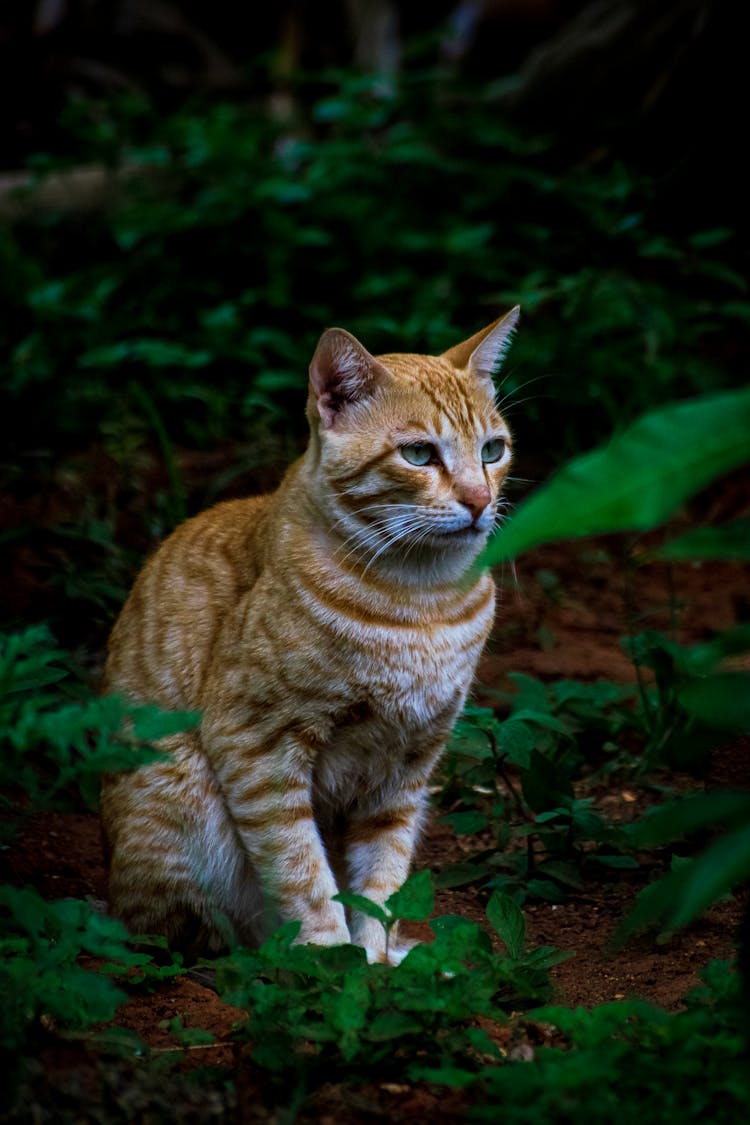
456;484;491;522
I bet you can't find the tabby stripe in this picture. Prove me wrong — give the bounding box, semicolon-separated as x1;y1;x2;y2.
358;880;390;894
460;391;479;431
210;716;322;758
277;869;323;897
235;777;308;804
338;485;403;514
417;380;463;430
296;571;493;631
346;806;417;844
330;447;393;488
236;807;313;833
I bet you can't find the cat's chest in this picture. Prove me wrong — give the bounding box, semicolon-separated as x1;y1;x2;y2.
311;585;495;798
315;679;463;801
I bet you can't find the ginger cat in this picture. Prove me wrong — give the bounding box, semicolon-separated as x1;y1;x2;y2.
101;307;519;963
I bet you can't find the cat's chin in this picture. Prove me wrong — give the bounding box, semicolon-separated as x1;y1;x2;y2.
393;527;489;578
424;525;489;551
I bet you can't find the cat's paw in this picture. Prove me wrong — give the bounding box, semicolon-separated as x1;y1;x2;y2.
385;938;420;966
361;938;420;966
296;924;351;949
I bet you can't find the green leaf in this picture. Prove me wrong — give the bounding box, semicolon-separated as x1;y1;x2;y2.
434;861;491;889
330;974;370;1032
509;709;573;739
443;810;489;835
131;705;201;741
657;518;750;561
368;1010;424;1041
618;823;750;941
683;625;750;675
678;673;750;732
497;718;535;768
533;807;570;824
689;227;733;249
591;854;640;869
520;749;574;813
526;879;567;903
386;870;434;922
486;891;525;958
483;388;750;563
333;892;389;924
536;860;586;888
79;339;212;370
626;792;750;848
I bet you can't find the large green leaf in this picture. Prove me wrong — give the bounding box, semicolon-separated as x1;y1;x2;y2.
679;673;750;732
657;517;750;561
625;791;750;848
386;870;435;922
484;388;750;563
617;822;750;941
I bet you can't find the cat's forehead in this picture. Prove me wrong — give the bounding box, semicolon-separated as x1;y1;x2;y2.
375;352;504;435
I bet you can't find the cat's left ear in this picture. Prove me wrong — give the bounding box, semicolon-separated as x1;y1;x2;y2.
309;327;390;429
442;306;520;383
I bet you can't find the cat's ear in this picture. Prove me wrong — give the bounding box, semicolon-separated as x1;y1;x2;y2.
442;306;520;382
309;328;389;429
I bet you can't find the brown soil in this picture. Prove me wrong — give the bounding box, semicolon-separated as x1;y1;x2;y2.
3;468;749;1121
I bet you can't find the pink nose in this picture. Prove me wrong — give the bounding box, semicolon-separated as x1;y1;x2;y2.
456;484;491;521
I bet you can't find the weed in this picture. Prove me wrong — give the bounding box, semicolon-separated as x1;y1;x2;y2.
216;874;569;1103
437;679;640;901
0;625;199;816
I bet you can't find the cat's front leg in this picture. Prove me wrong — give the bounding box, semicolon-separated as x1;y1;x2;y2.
344;782;429;964
206;721;350;948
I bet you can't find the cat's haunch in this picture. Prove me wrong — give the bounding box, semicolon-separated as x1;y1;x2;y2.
101;308;519;963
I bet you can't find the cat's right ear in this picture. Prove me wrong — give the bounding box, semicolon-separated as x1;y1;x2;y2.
309;328;389;429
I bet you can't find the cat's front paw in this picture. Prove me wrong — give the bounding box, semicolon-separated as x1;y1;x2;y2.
296;925;351;948
361;937;420;966
351;916;420;965
384;938;419;966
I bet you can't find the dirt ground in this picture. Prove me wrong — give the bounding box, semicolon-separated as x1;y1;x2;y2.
3;464;749;1120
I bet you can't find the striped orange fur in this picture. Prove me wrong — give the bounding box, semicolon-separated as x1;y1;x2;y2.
101;308;520;963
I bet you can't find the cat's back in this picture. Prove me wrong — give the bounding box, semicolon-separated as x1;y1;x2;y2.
105;493;271;710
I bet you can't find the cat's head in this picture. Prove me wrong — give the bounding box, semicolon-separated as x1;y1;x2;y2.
305;309;519;581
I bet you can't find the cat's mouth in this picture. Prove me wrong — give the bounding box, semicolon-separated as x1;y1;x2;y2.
428;524;485;544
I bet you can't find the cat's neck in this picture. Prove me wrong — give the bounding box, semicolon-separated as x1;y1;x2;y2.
275;455;487;597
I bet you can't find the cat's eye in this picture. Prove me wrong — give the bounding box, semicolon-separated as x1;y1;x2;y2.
401;442;437;466
481;438;506;464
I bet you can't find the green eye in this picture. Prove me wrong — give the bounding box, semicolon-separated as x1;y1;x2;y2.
481;438;506;464
401;442;437;466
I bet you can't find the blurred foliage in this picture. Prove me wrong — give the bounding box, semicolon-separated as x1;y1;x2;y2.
2;67;747;474
0;887;130;1052
0;625;199;817
483;388;750;561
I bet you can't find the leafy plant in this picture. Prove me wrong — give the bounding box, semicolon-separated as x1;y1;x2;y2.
1;56;749;1125
434;961;749;1124
216;874;569;1103
0;887;133;1051
438;679;640;901
623;625;750;770
616;792;750;944
0;624;199;813
3;68;747;478
481;385;750;944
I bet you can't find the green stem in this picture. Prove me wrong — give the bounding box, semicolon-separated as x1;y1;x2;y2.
130;381;187;531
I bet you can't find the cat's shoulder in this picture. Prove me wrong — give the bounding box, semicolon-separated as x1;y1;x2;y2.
162;494;271;548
